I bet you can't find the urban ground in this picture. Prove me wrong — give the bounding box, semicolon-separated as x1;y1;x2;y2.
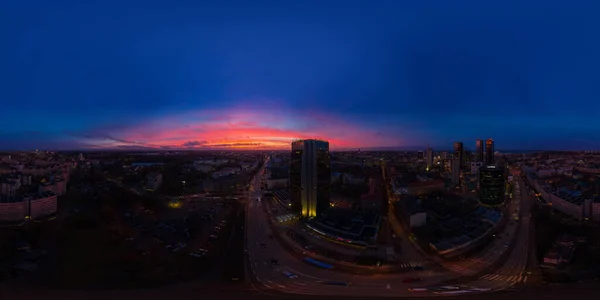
0;176;246;289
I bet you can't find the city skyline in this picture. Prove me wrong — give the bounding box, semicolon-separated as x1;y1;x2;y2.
2;1;600;151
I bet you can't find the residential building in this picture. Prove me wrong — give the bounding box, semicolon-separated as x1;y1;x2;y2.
146;172;162;190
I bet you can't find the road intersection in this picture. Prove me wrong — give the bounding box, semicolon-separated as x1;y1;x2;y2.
245;161;537;297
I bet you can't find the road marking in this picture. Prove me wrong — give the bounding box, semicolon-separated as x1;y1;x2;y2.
278;285;286;288
509;275;518;282
263;284;271;288
386;283;391;289
267;280;273;284
256;277;261;282
490;274;501;280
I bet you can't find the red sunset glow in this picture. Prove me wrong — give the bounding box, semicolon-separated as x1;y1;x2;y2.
80;107;401;150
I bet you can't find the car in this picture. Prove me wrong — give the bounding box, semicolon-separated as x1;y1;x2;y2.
271;259;279;266
282;271;298;278
260;243;267;248
402;277;423;283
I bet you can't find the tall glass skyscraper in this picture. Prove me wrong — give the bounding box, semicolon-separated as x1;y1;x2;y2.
290;139;331;218
479;165;505;206
485;138;495;165
476;139;484;163
453;142;464;170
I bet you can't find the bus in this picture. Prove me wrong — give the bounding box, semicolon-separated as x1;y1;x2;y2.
303;257;334;270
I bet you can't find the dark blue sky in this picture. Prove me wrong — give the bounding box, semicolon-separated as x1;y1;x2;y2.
1;0;599;150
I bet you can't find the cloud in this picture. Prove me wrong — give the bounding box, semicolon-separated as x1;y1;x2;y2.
180;140;207;148
72;105;416;150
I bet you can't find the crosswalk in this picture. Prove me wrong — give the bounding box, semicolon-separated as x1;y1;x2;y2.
398;260;434;268
479;273;528;284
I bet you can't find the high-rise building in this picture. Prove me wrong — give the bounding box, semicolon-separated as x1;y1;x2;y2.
426;148;434;170
485;138;495;165
464;150;473;166
417;150;424;160
479;165;505;206
290;139;331;218
475;139;484;162
451;157;461;186
453;142;464;170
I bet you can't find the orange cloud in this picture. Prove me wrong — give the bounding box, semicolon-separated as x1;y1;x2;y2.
80;106;402;150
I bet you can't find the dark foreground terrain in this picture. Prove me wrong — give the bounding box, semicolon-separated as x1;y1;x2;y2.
2;281;599;300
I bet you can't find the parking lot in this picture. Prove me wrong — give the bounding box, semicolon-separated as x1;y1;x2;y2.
117;197;236;280
5;178;242;289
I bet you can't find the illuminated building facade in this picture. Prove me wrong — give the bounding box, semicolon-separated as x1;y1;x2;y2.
476;139;484;163
426;148;434;170
290;139;331;218
485;138;495;165
479;165;505;206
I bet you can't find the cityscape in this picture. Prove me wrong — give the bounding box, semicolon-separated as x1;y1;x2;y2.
1;140;600;299
2;1;600;299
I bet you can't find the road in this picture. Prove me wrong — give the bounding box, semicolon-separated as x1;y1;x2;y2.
245;162;546;297
245;161;469;297
3;279;600;300
0;165;582;298
383;164;525;280
458;178;534;288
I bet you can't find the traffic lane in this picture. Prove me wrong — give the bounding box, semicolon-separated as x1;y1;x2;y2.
443;194;521;275
249;199;454;290
250;262;454;298
466;215;531;288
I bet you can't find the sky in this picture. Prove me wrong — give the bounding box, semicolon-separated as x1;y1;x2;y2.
1;0;600;151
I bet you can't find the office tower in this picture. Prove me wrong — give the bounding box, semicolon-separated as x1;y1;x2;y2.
485;138;495;165
476;139;484;162
464;150;473;166
426;148;434;170
451;157;461;186
453;142;464;170
290;139;331;218
479;165;505;206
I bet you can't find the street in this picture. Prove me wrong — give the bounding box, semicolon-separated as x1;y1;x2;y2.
245;163;540;297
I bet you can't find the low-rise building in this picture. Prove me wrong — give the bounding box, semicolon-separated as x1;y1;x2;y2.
146;172;163;190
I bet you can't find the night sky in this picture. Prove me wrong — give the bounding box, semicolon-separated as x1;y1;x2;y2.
2;0;599;151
